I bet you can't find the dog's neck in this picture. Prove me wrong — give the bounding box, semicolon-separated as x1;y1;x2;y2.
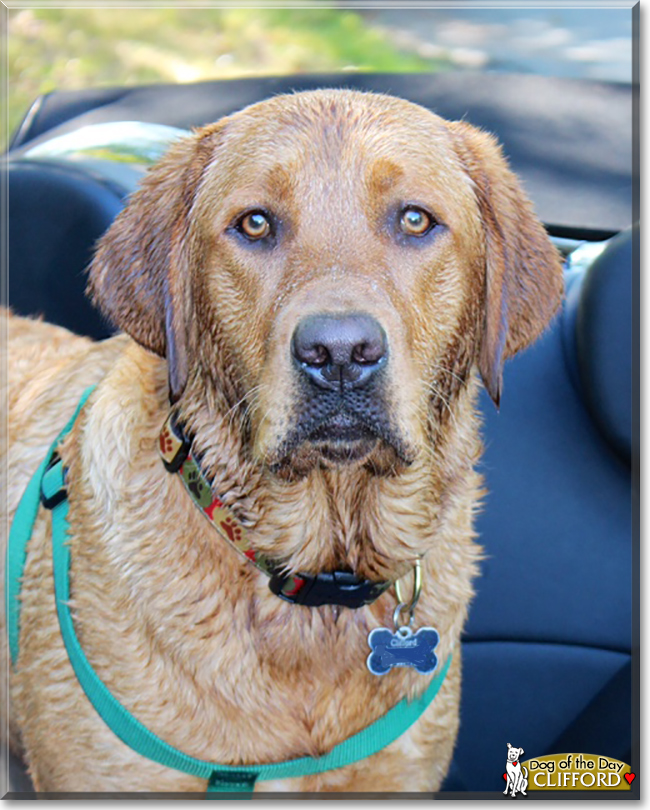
171;362;482;588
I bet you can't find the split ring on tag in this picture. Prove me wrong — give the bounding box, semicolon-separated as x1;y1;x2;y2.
393;602;415;631
393;559;422;630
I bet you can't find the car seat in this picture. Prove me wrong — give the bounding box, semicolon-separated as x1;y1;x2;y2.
444;227;634;790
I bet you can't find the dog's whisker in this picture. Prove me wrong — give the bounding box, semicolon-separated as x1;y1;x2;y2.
223;385;264;423
222;384;269;436
427;381;457;427
432;364;467;385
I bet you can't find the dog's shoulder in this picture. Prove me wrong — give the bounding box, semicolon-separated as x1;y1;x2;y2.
5;318;148;518
6;312;130;408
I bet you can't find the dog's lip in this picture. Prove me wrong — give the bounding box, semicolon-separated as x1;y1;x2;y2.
308;411;375;444
268;406;416;472
304;412;379;465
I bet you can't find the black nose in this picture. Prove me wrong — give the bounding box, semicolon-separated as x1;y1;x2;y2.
291;313;387;390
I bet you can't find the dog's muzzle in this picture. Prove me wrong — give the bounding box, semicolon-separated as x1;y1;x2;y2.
277;311;407;464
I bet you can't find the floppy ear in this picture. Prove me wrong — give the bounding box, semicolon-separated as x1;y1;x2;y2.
88;129;219;402
448;121;564;407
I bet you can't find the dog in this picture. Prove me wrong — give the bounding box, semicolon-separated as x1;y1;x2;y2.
2;89;563;793
504;744;528;796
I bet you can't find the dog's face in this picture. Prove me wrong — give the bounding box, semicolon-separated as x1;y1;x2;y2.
90;90;563;479
507;744;524;762
187;95;486;475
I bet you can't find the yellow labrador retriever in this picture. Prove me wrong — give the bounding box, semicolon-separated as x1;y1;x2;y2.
2;89;563;793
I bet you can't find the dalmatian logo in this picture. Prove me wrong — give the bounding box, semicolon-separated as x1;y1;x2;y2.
503;743;528;797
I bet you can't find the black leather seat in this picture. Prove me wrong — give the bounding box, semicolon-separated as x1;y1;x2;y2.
4;159;124;339
573;229;633;463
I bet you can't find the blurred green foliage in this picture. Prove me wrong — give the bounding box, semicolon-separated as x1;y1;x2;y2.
7;7;449;147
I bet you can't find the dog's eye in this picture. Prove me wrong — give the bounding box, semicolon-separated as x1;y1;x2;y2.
399;207;434;236
237;211;272;240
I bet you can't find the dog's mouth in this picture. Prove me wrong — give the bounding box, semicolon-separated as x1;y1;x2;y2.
306;411;378;463
268;400;414;476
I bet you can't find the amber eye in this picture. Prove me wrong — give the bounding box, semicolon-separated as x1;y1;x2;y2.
238;211;272;240
399;206;434;236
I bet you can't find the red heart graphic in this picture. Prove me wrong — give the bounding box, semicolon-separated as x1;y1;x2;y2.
625;773;635;785
503;773;507;781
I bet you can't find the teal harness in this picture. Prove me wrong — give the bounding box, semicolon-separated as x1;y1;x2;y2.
7;388;450;796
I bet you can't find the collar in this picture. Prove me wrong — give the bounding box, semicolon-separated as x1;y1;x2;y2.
158;410;393;609
6;386;452;795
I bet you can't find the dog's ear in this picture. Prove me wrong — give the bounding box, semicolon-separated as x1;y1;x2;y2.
88;128;220;402
448;121;564;408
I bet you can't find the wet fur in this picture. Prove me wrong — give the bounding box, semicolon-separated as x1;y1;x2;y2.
2;89;563;793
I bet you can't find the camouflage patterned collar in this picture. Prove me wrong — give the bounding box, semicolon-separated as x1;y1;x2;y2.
158;411;392;609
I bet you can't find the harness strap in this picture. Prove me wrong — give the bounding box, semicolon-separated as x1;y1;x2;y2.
7;385;95;665
7;387;452;796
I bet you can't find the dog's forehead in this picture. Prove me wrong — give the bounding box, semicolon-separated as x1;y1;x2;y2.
229;89;448;138
195;90;473;227
203;91;462;186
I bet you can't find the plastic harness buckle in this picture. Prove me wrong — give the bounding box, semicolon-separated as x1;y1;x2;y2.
40;452;67;510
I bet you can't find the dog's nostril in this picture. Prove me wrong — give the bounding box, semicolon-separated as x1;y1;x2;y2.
300;343;330;367
292;313;387;389
352;341;383;366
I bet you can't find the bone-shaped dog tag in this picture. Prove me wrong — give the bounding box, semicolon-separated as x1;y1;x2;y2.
366;625;439;676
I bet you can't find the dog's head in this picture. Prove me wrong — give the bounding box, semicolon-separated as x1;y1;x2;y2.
89;90;563;479
507;744;524;761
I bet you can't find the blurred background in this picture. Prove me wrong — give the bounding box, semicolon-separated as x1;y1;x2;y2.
7;4;633;150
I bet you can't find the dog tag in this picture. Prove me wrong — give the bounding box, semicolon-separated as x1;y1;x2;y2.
366;625;439;676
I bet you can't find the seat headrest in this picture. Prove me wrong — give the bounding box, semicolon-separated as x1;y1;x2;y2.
5;158;124;339
563;228;634;463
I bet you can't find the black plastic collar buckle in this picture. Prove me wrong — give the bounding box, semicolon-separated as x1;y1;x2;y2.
40;452;68;510
269;570;391;609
